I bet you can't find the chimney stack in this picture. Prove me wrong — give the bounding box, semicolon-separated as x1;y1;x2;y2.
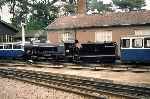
77;0;86;14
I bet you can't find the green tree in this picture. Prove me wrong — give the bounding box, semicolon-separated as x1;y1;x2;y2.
87;0;112;14
0;0;58;30
11;0;30;27
61;0;77;16
26;1;58;31
112;0;146;11
0;0;30;27
64;3;77;15
0;0;6;9
0;0;17;19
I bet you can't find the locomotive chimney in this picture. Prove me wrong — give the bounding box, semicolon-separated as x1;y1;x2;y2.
77;0;86;14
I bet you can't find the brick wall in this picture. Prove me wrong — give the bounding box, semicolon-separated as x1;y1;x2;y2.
48;32;60;44
47;26;150;44
76;31;95;43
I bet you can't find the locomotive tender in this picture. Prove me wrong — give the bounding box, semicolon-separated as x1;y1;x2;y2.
64;42;117;63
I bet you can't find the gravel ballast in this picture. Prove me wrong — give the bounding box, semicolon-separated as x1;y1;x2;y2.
0;77;94;99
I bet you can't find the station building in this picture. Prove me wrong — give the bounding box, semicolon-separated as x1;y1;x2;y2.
0;20;18;43
46;11;150;45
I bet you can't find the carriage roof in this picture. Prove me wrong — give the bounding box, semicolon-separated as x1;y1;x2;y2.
121;35;150;39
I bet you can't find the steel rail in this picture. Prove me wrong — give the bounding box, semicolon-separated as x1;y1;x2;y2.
0;68;150;99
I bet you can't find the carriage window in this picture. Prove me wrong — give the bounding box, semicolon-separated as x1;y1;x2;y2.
121;39;130;48
132;39;143;48
144;38;150;48
0;45;3;49
4;44;12;49
13;44;22;49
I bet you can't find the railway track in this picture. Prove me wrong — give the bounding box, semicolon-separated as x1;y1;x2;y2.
0;68;150;99
0;61;150;73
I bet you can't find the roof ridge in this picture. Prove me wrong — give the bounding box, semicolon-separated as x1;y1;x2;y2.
46;10;150;30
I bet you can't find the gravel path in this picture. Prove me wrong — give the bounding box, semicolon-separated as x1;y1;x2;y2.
0;77;94;99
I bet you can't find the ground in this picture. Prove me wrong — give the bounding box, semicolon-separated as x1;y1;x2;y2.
0;77;94;99
1;64;150;86
0;63;150;99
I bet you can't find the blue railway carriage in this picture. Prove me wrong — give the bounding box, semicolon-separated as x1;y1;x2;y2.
0;43;24;58
121;35;150;63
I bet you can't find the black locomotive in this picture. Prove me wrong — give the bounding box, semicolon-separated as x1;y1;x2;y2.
64;41;117;63
24;41;117;63
24;43;65;61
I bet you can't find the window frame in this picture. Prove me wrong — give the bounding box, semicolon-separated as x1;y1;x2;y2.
132;38;143;48
121;39;130;48
13;44;22;49
62;32;74;42
4;44;12;49
0;45;3;49
144;38;150;48
95;31;112;42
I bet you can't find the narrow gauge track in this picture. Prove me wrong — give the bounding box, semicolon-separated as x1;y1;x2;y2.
0;61;150;73
0;68;150;99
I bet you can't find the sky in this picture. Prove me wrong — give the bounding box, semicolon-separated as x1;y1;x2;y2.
0;0;150;23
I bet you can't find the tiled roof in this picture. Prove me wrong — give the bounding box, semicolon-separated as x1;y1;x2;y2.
0;20;18;33
46;11;150;30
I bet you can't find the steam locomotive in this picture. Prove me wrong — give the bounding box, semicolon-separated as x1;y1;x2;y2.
23;41;117;63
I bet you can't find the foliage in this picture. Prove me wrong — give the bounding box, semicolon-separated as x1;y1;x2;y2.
0;0;6;9
26;1;58;31
63;0;77;16
87;0;113;14
64;3;77;15
0;0;30;27
11;0;30;27
112;0;146;11
0;0;58;31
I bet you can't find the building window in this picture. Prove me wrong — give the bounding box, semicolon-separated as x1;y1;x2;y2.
95;31;112;42
0;34;13;43
0;35;3;42
0;45;3;49
132;38;143;48
121;39;130;48
135;30;143;35
61;32;74;42
135;29;150;35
